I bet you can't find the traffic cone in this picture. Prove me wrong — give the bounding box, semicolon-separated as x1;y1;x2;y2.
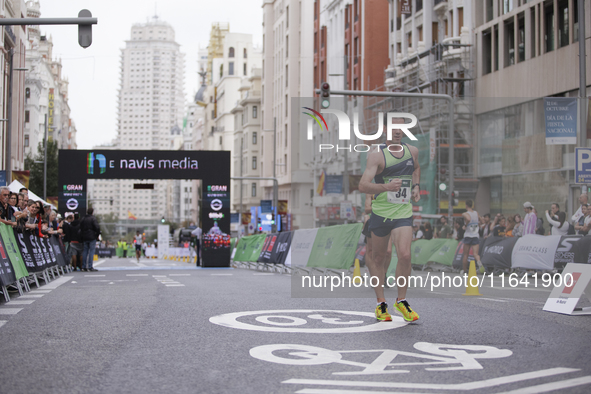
93;254;98;261
352;259;362;285
463;260;482;296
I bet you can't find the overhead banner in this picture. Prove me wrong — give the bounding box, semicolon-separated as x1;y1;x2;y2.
284;228;318;267
480;236;518;270
307;223;362;269
511;235;562;270
544;97;577;145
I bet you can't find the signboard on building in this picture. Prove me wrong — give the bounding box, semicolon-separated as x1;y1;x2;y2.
340;200;354;220
399;0;411;15
48;88;55;138
278;200;288;215
544;97;577;145
575;148;591;184
325;175;343;194
260;199;273;213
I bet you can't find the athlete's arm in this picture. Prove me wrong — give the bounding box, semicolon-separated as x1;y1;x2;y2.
409;145;420;202
359;151;401;194
364;194;372;214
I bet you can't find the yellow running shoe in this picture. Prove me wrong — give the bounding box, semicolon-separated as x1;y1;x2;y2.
395;300;419;322
375;302;392;321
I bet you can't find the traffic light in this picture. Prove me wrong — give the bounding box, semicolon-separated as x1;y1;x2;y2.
320;82;330;109
439;183;447;192
161;217;165;223
78;9;93;48
451;191;459;207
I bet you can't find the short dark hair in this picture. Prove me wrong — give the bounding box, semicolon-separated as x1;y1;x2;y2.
19;187;28;193
484;213;490;218
87;208;94;215
466;200;473;208
582;204;588;208
552;202;560;210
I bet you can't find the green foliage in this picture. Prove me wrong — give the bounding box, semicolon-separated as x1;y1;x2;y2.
23;140;59;198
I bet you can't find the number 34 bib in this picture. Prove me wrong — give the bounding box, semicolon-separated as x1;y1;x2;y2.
386;178;412;204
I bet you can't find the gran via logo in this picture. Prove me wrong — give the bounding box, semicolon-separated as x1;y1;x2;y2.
302;107;418;152
87;152;107;174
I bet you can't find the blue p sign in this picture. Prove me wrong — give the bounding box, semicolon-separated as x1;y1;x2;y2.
575;148;591;184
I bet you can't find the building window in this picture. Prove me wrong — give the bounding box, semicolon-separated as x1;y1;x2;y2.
219;136;223;145
486;0;494;22
24;135;29;147
518;14;525;62
503;0;514;14
229;47;235;57
25;110;29;123
545;3;555;52
252;106;258;118
251;183;256;197
482;29;492;75
244;63;247;75
220;64;223;78
244;48;247;58
252;131;257;145
252;156;257;169
229;62;234;75
416;0;423;12
530;8;536;58
574;0;579;43
494;25;499;71
558;0;569;48
25;87;30;99
504;19;515;67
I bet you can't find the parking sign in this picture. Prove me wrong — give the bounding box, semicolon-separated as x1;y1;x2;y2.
576;148;591;184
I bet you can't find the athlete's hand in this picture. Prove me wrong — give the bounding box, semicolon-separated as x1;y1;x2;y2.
385;178;402;192
412;186;420;202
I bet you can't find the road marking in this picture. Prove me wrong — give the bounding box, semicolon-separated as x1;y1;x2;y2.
210;310;407;333
282;367;580;391
296;389;423;394
5;300;35;305
0;308;23;315
211;274;233;276
127;274;148;277
165;284;185;287
479;298;508;303
496;376;591;393
40;276;73;290
93;259;106;267
0;320;6;328
17;295;44;298
28;290;51;293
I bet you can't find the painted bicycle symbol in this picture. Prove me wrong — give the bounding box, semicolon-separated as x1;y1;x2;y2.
250;342;513;375
209;309;407;333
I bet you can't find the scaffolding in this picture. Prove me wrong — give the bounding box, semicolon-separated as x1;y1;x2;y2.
207;22;229;85
364;36;476;216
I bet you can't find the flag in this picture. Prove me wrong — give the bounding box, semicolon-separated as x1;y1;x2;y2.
128;211;137;220
317;170;325;196
11;170;30;188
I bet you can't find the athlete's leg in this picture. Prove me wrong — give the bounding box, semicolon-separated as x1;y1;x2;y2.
392;225;413;301
368;231;392;303
462;243;470;272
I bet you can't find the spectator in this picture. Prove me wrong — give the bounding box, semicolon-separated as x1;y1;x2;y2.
0;187;16;227
533;208;545;235
522;202;537;235
572;193;588;224
479;213;491;238
454;218;465;240
492;214;507;237
69;212;83;271
423;222;434;240
438;216;452;239
24;200;44;235
546;210;570;235
548;203;560;231
505;216;516;237
80;207;101;272
62;212;74;257
574;204;589;235
412;224;424;241
512;214;523;237
582;205;591;235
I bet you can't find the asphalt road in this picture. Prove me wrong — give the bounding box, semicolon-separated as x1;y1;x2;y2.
0;257;590;394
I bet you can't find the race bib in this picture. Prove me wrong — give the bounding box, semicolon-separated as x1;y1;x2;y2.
387;179;411;204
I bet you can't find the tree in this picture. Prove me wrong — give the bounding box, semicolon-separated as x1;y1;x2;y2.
24;140;59;198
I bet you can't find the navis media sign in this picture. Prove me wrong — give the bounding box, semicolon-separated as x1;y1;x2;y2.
60;150;221;180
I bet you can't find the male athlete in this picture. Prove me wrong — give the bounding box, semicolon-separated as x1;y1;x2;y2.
461;200;482;274
135;231;143;262
359;119;420;322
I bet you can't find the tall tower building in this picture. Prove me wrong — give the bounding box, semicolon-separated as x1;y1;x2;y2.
89;18;186;226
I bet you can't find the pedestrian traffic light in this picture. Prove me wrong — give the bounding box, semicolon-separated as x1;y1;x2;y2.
161;217;165;223
451;191;459;207
320;82;330;109
78;9;93;48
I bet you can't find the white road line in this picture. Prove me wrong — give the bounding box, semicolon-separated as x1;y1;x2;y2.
84;275;106;277
165;284;185;287
127;274;148;277
5;300;35;305
0;308;23;315
479;298;508;303
497;376;591;394
283;368;580;391
0;320;6;328
296;389;424;394
211;274;233;276
28;290;52;293
93;259;106;267
40;276;73;290
17;295;44;298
